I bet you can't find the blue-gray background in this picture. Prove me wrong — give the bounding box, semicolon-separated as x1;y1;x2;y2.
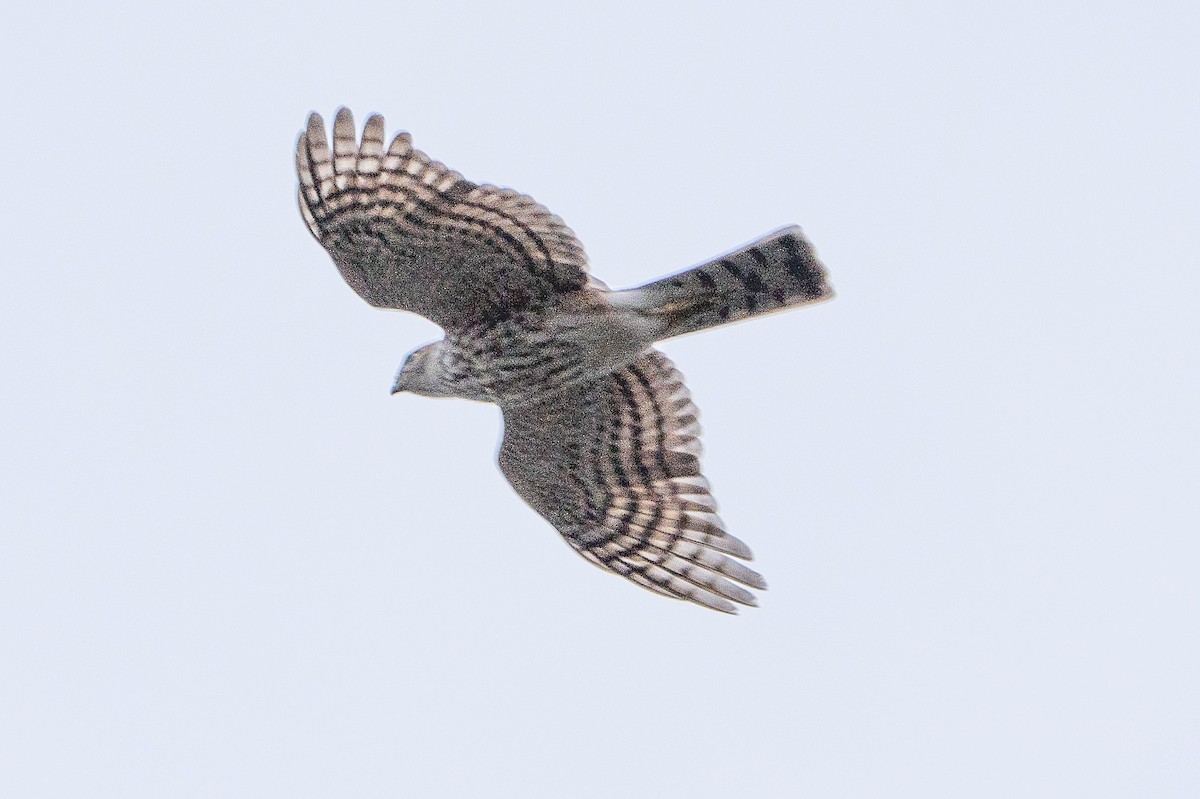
3;2;1196;796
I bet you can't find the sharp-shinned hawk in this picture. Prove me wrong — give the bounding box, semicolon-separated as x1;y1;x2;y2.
297;108;833;613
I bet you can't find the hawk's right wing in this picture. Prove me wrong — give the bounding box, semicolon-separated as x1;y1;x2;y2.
499;349;766;613
297;109;591;330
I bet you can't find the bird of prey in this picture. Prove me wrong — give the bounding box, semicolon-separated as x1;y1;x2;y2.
297;108;833;613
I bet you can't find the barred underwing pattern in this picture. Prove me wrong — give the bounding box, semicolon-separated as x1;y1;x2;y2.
297;110;589;327
500;350;766;613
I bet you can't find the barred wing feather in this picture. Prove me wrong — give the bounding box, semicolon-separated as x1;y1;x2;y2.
297;108;590;329
499;349;766;613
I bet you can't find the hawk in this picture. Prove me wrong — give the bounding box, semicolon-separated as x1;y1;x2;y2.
297;108;833;613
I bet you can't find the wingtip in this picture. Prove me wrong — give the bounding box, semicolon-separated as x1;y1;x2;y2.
363;113;386;145
724;536;754;561
388;129;414;156
333;106;355;136
725;554;768;591
305;110;325;136
705;596;740;614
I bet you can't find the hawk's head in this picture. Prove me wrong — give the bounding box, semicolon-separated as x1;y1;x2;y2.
391;342;457;398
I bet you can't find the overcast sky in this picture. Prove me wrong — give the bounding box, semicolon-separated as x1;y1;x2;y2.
2;1;1197;797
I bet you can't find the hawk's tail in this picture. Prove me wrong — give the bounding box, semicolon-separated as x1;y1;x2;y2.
611;226;834;340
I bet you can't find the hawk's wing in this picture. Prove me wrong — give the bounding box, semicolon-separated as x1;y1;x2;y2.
297;109;590;329
499;349;766;613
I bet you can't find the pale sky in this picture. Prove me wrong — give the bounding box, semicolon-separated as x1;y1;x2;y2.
2;2;1197;797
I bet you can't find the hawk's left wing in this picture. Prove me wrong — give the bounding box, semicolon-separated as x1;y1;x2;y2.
499;349;766;613
297;109;591;330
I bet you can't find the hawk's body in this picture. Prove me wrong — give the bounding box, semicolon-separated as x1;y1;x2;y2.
298;109;833;613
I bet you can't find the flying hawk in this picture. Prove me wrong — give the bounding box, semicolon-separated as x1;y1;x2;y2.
297;109;833;613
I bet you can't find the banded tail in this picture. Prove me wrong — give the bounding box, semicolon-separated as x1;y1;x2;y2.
613;226;834;340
